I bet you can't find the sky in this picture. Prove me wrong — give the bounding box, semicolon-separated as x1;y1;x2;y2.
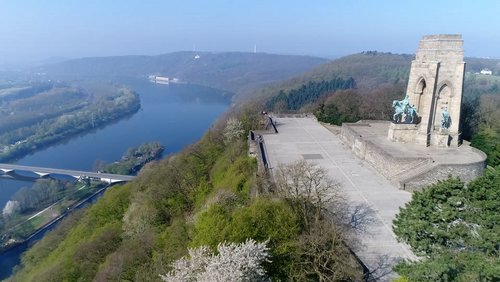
0;0;499;64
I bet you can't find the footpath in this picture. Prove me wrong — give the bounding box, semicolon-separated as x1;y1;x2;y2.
261;117;416;281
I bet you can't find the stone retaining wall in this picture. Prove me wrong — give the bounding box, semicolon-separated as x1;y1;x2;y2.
401;160;486;191
340;122;486;191
340;124;430;181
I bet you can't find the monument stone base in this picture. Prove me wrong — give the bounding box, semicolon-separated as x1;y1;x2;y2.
387;123;418;143
388;123;460;148
341;121;486;191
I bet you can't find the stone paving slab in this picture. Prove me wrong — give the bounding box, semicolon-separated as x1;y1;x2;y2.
262;117;416;281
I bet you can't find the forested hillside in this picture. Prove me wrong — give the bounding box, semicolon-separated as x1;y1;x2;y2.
37;52;327;98
255;51;412;101
9;111;364;281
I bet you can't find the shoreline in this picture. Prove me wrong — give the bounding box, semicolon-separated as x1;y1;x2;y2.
0;104;140;164
0;183;112;254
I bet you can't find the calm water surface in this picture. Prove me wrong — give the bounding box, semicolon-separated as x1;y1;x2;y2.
0;79;229;279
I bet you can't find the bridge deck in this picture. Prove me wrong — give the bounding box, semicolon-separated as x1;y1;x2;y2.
0;163;134;182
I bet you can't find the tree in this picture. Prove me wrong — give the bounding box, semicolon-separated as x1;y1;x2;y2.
274;160;344;229
394;250;500;281
2;200;20;218
223;117;245;146
315;90;361;125
393;167;500;279
292;219;363;282
273;160;363;280
393;177;471;255
471;128;500;166
160;239;270;282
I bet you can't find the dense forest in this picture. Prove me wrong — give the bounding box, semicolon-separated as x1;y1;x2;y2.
264;77;356;112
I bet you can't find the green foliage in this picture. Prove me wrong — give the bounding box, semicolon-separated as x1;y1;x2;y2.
393;167;500;279
191;204;233;248
463;166;500;253
256;52;412;104
0;83;82;133
471;94;500;165
316;89;361;125
229;199;300;279
11;179;68;213
265;77;356;112
463;73;500;99
191;198;302;280
393;177;470;255
210;142;256;198
316;83;405;125
471;127;500;167
229;198;300;243
395;251;500;282
10;184;131;281
155;218;190;266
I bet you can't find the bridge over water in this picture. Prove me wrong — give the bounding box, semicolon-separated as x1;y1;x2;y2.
0;163;134;183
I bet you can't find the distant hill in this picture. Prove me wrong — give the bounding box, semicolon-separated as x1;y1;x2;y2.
254;52;500;102
36;52;327;99
254;52;412;101
465;57;500;74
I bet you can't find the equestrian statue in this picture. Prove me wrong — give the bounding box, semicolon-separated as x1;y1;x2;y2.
392;95;419;124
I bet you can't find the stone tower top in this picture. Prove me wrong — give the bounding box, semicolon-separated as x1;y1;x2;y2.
416;34;464;62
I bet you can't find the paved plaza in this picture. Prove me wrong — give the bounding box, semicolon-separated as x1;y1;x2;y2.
262;117;416;280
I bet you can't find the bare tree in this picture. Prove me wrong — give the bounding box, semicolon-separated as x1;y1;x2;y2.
273;160;365;280
292;220;364;282
274;160;344;229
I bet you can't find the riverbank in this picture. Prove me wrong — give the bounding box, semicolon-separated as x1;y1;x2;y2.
0;88;140;163
0;180;107;251
0;142;163;252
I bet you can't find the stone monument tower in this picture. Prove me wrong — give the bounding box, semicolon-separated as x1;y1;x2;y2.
388;34;465;147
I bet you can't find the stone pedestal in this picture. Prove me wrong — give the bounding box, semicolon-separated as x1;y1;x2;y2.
388;123;418;143
429;128;459;147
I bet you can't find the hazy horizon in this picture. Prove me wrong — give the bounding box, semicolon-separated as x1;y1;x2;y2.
1;0;500;66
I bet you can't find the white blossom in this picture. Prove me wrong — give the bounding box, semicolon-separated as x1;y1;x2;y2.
160;239;270;282
223;118;244;145
2;200;20;218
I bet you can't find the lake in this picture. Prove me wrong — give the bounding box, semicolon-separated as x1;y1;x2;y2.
0;78;229;279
